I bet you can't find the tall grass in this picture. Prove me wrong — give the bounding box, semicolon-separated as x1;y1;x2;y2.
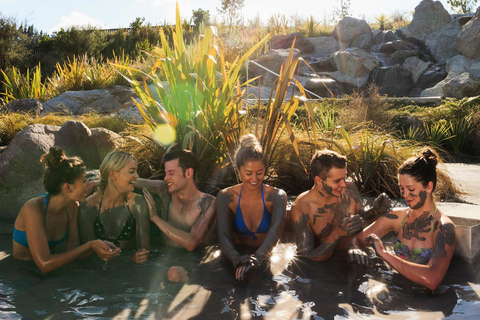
1;64;47;103
115;4;269;191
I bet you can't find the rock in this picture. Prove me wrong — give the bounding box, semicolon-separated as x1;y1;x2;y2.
309;37;339;58
373;30;401;45
333;17;372;47
447;55;480;78
415;64;447;89
6;99;43;115
399;0;451;41
269;33;314;55
350;32;373;50
388;50;421;65
403;57;432;84
329;48;380;87
43;85;136;116
306;57;336;73
421;72;480;98
379;40;417;54
457;7;480;59
248;48;302;86
0;121;123;222
371;66;414;97
167;266;189;283
424;16;463;64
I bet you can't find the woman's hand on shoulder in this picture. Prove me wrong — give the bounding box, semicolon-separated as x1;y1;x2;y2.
142;188;158;221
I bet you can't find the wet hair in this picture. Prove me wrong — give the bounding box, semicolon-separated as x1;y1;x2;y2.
40;146;86;195
398;147;438;191
99;150;136;192
310;149;346;180
234;134;266;169
162;143;198;175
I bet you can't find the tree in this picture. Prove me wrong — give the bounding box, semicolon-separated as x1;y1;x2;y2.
331;0;351;23
447;0;478;14
192;8;210;31
217;0;244;27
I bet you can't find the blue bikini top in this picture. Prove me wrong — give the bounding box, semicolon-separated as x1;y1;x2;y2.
232;184;272;240
13;194;69;249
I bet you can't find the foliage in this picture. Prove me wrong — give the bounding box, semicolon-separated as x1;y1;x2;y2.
447;118;474;154
331;0;352;24
116;4;269;191
447;0;479;13
423;120;451;149
1;64;46;103
267;13;289;35
192;8;211;31
374;14;388;30
217;0;245;27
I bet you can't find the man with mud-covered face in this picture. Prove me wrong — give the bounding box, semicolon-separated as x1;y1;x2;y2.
290;150;391;261
136;145;216;251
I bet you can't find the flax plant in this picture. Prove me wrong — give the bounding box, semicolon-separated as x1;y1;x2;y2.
1;64;46;102
114;3;269;190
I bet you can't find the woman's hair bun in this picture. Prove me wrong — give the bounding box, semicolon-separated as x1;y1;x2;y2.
421;147;438;168
41;146;66;169
240;134;260;150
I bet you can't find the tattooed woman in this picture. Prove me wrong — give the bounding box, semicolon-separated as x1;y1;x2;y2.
79;151;150;264
13;147;120;274
216;134;287;281
349;148;455;291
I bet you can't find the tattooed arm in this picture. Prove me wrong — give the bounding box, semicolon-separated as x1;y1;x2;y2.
253;188;287;263
144;190;215;251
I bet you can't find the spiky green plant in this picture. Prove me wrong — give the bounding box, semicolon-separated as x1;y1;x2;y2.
1;64;47;102
423;120;450;149
447;118;474;154
114;3;269;190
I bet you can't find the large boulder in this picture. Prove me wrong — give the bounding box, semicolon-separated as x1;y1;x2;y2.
309;36;340;58
424;16;463;64
333;17;372;47
0;121;123;222
403;56;432;84
371;66;414;97
399;0;451;41
6;99;43;115
248;48;302;86
457;7;480;59
43;85;137;116
421;72;480;98
269;33;314;55
329;48;380;87
373;30;401;46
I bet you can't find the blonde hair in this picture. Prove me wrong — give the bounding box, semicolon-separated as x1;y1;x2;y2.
234;134;266;169
98;151;136;192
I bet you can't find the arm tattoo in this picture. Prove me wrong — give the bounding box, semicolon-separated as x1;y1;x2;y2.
432;223;455;259
403;212;433;241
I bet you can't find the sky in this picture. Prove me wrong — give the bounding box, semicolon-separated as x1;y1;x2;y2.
0;0;454;35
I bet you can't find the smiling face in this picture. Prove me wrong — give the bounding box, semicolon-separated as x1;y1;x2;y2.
398;173;432;209
238;160;265;191
317;166;347;198
164;158;189;194
110;158;139;193
68;171;88;202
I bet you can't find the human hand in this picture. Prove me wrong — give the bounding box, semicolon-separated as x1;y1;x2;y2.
372;193;391;217
143;188;157;221
340;215;364;236
92;240;121;261
235;263;254;281
365;233;385;256
348;247;369;265
85;179;99;197
234;254;257;268
130;248;150;264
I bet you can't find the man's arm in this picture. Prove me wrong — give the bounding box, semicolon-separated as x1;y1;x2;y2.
135;178;167;195
144;190;215;251
346;183;391;223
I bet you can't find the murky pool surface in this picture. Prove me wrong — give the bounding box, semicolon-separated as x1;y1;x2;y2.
1;233;479;319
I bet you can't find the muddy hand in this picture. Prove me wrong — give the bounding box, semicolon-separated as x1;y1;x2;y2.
143;188;157;220
348;247;369;265
365;233;385;254
372;193;391;216
344;215;364;236
130;249;150;264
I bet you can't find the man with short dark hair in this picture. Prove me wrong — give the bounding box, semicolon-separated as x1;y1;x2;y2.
137;145;216;251
290;149;390;261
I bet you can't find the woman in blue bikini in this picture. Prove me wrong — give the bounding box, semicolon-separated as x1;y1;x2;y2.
349;148;456;291
79;151;150;264
216;134;287;280
13;147;120;274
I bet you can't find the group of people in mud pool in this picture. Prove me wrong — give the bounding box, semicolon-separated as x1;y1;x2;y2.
12;133;456;291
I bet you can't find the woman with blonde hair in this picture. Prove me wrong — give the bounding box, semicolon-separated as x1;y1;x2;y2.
79;151;150;264
216;134;287;280
349;148;455;291
13;147;120;274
